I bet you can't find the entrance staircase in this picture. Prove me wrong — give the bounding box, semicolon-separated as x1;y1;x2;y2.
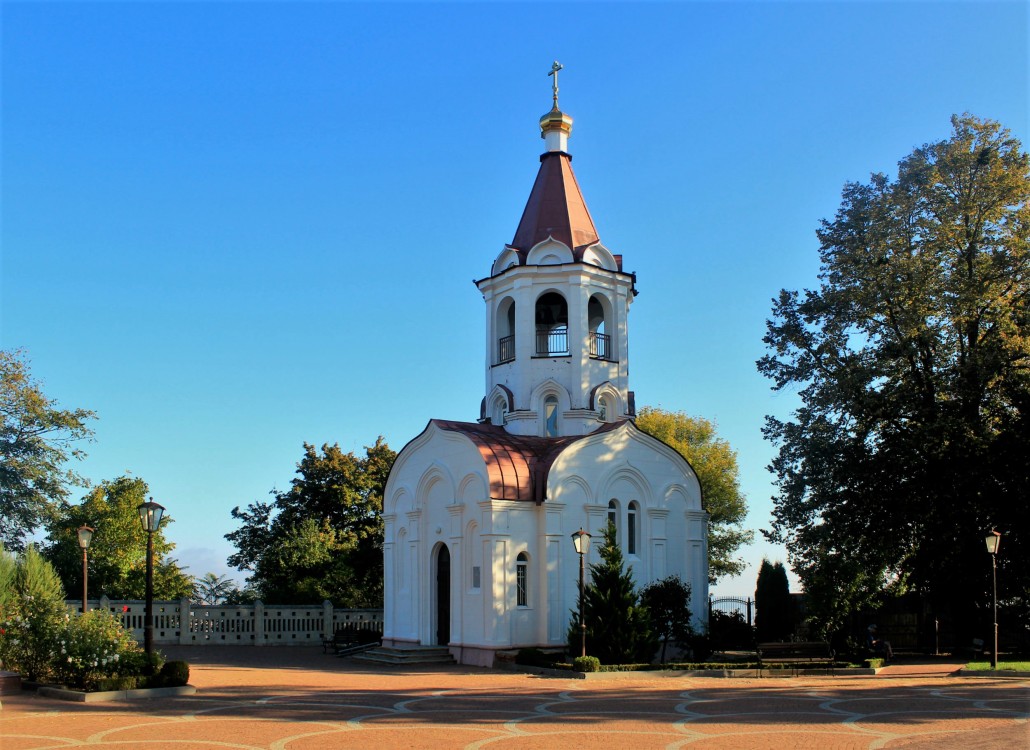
351;644;455;666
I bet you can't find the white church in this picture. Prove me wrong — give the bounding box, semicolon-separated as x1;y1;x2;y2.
381;68;709;667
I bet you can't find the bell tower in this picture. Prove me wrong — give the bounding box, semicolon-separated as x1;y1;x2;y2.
476;63;637;437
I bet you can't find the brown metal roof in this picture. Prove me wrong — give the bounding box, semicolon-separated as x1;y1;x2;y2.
510;152;600;259
431;419;622;504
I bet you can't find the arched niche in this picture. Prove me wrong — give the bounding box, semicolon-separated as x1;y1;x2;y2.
526;238;573;265
491;247;521;276
580;242;618;271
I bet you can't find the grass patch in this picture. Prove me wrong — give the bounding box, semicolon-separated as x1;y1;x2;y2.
964;661;1030;672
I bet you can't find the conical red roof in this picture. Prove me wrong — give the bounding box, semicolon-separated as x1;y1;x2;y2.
510;151;600;258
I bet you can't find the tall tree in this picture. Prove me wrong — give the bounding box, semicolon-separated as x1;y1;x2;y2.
0;350;96;551
568;521;655;664
754;559;793;642
43;476;194;600
758;114;1029;639
225;438;395;606
635;407;753;582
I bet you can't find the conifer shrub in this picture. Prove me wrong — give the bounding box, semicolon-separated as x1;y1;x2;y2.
0;546;69;681
567;522;656;664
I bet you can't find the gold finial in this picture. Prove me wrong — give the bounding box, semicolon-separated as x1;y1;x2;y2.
548;61;563;109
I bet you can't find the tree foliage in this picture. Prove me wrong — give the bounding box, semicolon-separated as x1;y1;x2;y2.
43;476;194;600
758;114;1030;638
568;521;655;664
193;572;240;605
225;439;395;606
0;545;68;681
640;575;694;663
754;559;793;642
0;350;96;551
635;407;753;582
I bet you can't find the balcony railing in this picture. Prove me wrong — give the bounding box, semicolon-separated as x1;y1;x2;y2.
497;335;515;363
536;326;569;356
590;331;611;360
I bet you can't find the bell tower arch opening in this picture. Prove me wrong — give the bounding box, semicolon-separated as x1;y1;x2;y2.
588;293;613;360
535;292;569;356
496;296;516;364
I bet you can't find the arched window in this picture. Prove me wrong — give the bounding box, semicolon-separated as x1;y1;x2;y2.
598;394;613;422
535;292;569;355
627;502;639;556
608;500;618;534
516;552;529;607
544;395;559;437
588;295;611;359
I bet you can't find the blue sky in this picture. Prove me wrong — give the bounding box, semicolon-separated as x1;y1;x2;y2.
3;1;1027;597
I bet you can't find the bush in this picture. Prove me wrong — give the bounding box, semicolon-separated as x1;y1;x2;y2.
52;609;142;690
153;660;190;687
708;609;755;651
573;655;600;672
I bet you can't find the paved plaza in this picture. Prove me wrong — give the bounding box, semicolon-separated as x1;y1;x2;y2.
1;647;1027;749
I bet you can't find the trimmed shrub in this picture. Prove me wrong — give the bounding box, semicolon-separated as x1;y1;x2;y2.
573;655;600;672
154;660;190;687
96;675;141;691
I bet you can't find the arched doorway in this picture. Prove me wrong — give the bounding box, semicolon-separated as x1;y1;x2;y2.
435;544;450;646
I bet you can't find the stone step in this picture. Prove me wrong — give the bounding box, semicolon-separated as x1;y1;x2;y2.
351;645;455;665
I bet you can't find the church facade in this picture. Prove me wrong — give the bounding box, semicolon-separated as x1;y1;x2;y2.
382;72;709;667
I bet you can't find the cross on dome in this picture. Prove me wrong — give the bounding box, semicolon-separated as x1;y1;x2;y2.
548;61;563;108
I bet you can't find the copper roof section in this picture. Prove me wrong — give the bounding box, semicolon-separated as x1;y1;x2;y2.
510;152;600;259
431;419;622;504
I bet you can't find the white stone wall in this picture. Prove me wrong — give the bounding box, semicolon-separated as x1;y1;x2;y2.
382;421;709;666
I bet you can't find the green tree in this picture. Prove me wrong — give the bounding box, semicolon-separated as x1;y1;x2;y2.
193;572;239;605
635;407;754;582
640;575;694;663
758;114;1030;641
225;438;396;606
43;476;194;600
754;559;793;642
0;350;96;551
568;521;655;664
0;545;68;681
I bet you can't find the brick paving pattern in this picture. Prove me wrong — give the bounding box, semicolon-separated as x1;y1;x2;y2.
1;647;1026;749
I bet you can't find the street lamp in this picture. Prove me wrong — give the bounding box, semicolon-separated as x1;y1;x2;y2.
137;498;166;656
985;529;1001;670
76;525;94;614
571;528;591;658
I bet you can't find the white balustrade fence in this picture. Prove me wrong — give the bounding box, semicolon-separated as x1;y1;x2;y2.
66;598;383;647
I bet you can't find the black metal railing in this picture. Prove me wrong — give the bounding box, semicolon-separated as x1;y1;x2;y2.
589;331;611;359
536;326;569;356
497;335;515;363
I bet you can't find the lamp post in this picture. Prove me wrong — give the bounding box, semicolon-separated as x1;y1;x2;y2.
985;530;1001;670
137;498;166;656
571;528;591;658
76;525;94;613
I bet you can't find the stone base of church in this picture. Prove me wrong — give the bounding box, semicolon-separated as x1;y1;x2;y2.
381;638;544;668
449;644;507;668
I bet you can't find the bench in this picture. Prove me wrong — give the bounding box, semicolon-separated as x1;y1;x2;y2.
757;641;835;675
